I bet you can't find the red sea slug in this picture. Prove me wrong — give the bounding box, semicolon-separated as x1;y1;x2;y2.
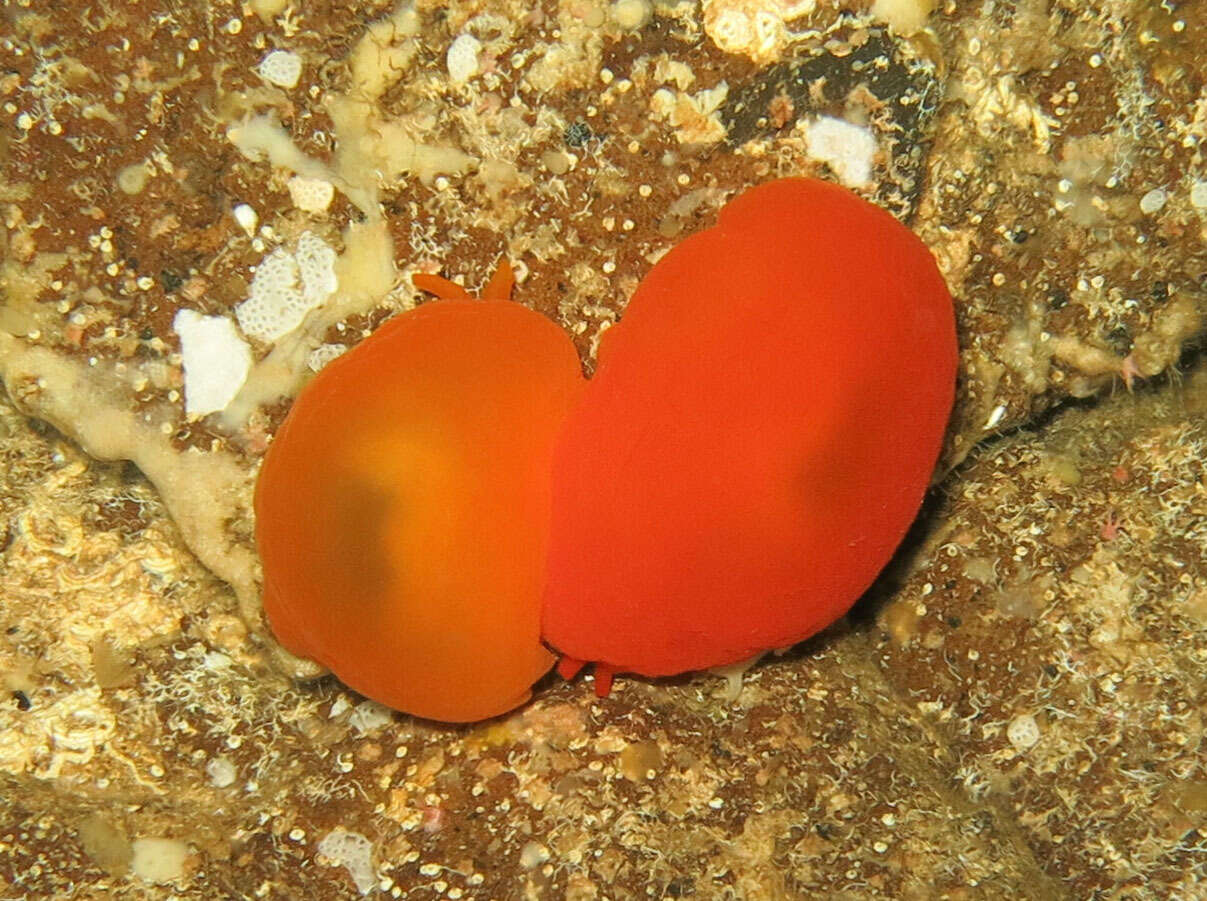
541;177;957;693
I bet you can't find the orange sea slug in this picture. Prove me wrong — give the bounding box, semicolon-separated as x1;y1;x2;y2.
255;262;585;722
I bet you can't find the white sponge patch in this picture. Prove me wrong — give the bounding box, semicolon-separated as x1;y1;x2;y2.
295;231;339;298
446;34;482;85
804;116;878;189
288;175;335;212
258;50;303;89
318;829;376;895
173;309;253;416
236;232;338;343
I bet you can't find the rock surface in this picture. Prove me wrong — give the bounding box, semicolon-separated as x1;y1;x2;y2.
1;0;1205;897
